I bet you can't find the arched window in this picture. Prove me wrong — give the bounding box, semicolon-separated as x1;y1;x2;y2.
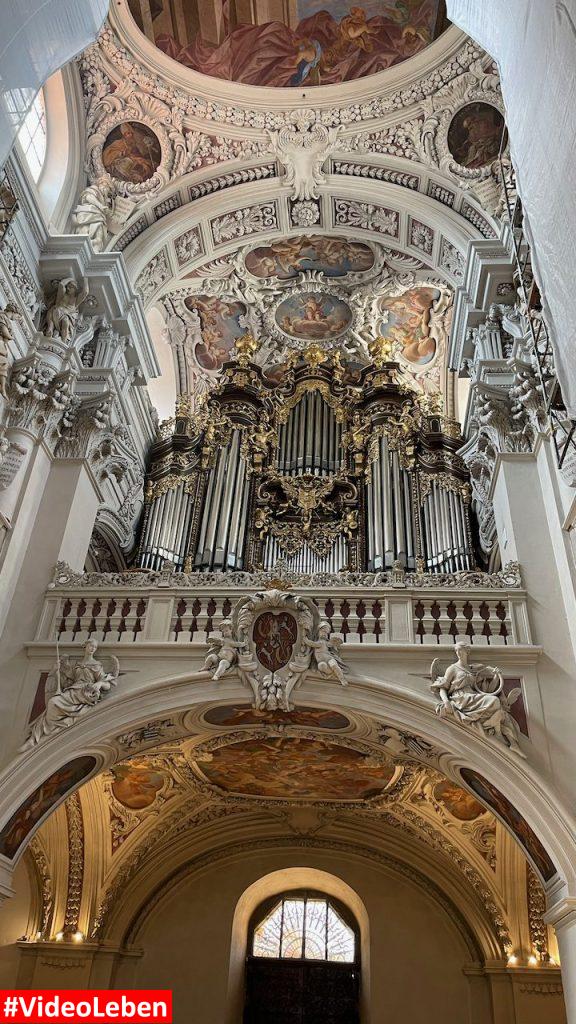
17;90;47;182
252;892;356;962
245;891;360;1023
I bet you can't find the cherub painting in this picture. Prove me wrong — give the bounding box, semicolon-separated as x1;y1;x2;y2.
245;235;374;280
276;292;352;340
379;286;443;365
184;295;247;372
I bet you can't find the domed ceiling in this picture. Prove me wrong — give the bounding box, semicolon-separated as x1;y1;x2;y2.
127;0;449;87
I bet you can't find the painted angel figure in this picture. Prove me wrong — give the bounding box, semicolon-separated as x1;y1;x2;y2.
21;639;119;750
45;277;90;344
429;641;524;755
306;621;348;687
203;619;247;680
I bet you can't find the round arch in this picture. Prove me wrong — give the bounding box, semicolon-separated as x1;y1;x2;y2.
121;175;484;291
97;830;499;1022
229;866;369;1023
1;667;575;907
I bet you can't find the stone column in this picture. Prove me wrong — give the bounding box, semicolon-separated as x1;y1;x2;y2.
545;900;576;1024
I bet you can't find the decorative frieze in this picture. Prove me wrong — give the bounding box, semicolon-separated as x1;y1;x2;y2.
210;202;278;246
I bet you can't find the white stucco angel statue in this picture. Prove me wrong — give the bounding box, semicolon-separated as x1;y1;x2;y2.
21;639;120;750
203;619;247;680
45;277;89;344
71;179;112;252
305;621;348;687
429;641;524;755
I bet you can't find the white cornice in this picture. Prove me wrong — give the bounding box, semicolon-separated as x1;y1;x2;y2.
109;0;472;120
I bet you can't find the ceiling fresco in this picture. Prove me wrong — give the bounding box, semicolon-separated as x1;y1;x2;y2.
245;236;375;280
128;0;448;88
378;286;445;366
102;122;162;184
447;102;505;170
184;295;247;371
197;736;396;800
20;708;552;957
110;763;168;809
275;292;352;341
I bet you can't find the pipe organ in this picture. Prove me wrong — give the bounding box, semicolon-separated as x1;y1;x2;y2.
137;349;474;575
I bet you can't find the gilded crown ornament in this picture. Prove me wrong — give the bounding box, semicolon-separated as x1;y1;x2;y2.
234;332;259;366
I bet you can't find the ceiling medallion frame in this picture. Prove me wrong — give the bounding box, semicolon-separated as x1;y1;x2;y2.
187;728;406;806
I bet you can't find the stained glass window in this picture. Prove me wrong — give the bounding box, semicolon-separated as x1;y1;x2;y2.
17;91;47;182
252;893;356;963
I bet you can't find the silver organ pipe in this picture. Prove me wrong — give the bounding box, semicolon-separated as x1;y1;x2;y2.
139;482;194;570
366;435;418;570
421;482;473;572
278;394;341;477
263;535;349;574
193;428;250;570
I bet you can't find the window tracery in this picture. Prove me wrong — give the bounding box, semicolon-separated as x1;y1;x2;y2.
17;90;47;182
251;893;356;963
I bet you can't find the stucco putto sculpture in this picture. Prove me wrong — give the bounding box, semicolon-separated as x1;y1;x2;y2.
203;589;348;711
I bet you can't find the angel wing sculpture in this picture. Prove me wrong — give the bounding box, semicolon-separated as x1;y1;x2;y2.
21;639;120;750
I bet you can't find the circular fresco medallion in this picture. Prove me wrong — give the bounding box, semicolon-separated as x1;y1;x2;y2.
447;103;506;170
433;779;484;821
110;764;166;810
275;292;352;341
198;736;395;801
102;121;162;184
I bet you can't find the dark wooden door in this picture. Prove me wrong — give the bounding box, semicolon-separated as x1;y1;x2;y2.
244;957;360;1024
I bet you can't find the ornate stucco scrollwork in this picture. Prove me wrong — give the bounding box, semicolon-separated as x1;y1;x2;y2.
428;642;525;756
266;110;341;201
203;589;348;711
20;641;120;750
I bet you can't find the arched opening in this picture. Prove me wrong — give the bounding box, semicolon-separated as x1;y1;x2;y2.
244;890;360;1023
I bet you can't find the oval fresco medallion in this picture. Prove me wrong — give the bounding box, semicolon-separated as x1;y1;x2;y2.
447;103;506;169
102;121;162;184
198;737;395;801
202;704;351;730
245;236;375;280
433;779;484;821
110;764;167;810
275;292;352;341
379;286;442;365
